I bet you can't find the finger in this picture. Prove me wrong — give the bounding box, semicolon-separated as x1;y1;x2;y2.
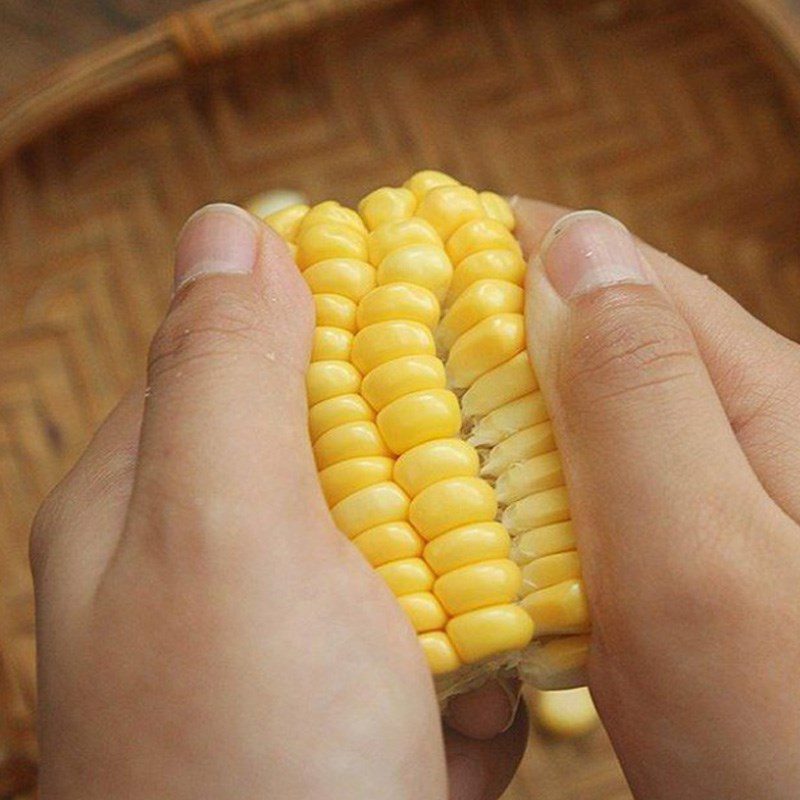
30;386;143;585
638;252;800;520
519;203;800;800
126;204;329;552
445;702;529;800
528;210;781;628
514;197;800;521
444;679;520;740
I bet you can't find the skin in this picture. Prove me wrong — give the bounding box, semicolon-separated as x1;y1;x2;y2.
31;199;800;799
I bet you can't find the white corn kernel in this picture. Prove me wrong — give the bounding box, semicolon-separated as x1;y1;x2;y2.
502;486;570;533
480;422;555;479
461;352;538;422
495;451;564;506
469;392;549;448
512;522;576;564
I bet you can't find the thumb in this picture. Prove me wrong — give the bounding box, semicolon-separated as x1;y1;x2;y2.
125;204;328;551
526;210;768;662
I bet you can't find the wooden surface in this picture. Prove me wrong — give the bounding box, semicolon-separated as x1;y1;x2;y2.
2;0;800;797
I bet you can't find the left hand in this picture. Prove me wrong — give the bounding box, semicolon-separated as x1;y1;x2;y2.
30;203;527;800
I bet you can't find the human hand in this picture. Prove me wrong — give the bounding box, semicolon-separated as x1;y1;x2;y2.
30;204;527;800
514;199;800;799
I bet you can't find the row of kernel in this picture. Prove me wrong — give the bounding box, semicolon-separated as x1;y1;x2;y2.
367;173;533;668
428;185;590;645
409;176;533;661
355;179;462;673
266;201;407;567
293;205;419;580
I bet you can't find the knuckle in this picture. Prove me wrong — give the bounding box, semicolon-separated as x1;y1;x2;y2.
148;287;270;383
560;290;699;405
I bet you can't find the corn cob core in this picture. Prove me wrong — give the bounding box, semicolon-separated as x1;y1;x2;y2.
263;172;590;699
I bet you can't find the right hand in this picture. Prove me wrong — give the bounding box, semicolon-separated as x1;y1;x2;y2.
517;200;800;800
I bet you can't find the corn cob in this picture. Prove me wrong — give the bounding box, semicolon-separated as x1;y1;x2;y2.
262;172;590;700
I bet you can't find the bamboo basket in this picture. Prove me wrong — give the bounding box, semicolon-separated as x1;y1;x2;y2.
1;0;800;795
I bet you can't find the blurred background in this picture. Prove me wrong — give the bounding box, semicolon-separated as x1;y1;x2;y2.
2;0;800;797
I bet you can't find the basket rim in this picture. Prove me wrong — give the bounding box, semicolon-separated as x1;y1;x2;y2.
0;0;799;165
0;0;403;163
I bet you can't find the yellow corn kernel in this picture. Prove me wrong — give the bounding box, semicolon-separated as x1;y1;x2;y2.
468;392;549;448
308;394;374;442
535;688;599;738
520;635;590;690
272;174;589;682
447;604;534;664
331;481;410;539
394;438;479;498
438;280;524;352
314;294;357;332
502;486;570;533
417;185;484;240
446;249;526;307
419;631;462;674
303;258;375;302
296;222;368;269
403;170;460;200
481;422;555;479
398;592;448;632
313;421;389;469
424;522;510;576
495;451;564;505
434;559;522;616
311;327;354;362
318;456;394;506
521;579;590;636
306;360;361;406
298;201;367;236
376;557;434;596
461;351;538;422
361;355;445;412
358;187;417;230
446;218;521;266
410;476;497;541
264;203;309;241
352;521;423;567
479;192;515;230
367;218;441;266
351;320;435;375
522;551;581;593
286;241;299;260
377;389;461;455
447;313;526;390
356;283;440;332
376;244;453;301
512;522;576;564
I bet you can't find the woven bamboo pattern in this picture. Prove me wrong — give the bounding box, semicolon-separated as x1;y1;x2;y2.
2;0;800;795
